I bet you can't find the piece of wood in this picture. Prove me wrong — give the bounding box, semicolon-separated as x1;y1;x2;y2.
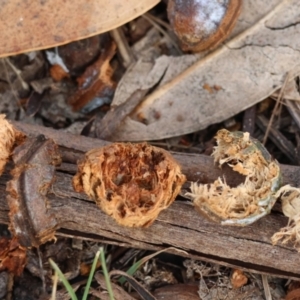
0;121;299;280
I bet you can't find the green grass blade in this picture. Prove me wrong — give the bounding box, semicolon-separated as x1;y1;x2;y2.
82;249;101;300
49;258;78;300
99;249;115;300
119;247;188;284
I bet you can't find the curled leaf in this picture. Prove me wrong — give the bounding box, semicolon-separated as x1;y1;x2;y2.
186;129;281;226
73;143;186;227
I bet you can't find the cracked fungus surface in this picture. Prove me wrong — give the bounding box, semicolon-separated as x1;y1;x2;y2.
187;129;281;226
72;143;186;227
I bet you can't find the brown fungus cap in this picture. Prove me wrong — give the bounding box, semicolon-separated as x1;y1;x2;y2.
73;143;186;227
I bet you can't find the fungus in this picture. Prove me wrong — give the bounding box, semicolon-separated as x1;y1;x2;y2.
186;129;281;226
73;143;186;227
0;114;24;175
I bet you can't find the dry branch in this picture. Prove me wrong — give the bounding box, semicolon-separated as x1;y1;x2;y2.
0;121;300;280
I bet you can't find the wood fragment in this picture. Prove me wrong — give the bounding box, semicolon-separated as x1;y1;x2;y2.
0;121;299;280
256;115;297;164
7;135;61;247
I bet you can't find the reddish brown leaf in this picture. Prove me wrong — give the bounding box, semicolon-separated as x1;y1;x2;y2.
68;41;116;111
49;64;69;82
0;237;26;276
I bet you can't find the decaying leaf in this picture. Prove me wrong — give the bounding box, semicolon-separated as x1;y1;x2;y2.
0;114;24;175
73;143;186;227
109;0;300;141
68;41;116;111
7;135;61;247
0;0;160;57
186;129;281;226
0;237;26;276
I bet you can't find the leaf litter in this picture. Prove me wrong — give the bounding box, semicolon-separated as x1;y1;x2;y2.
0;0;300;299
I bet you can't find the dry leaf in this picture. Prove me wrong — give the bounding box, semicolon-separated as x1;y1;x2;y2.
0;237;27;277
286;289;300;300
49;64;70;82
153;284;199;300
110;0;300;141
0;0;160;57
72;143;186;227
68;41;116;111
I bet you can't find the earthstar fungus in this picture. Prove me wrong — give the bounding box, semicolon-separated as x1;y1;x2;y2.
187;129;282;226
72;143;186;227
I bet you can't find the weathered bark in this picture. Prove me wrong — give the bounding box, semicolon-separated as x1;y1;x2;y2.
0;121;299;280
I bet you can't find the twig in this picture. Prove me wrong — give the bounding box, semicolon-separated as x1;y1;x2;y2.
263;72;290;145
110;28;136;68
262;275;272;300
142;13;183;54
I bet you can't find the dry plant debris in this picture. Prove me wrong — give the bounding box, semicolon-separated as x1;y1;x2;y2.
109;0;300;141
0;115;24;175
0;237;26;277
7;135;61;247
187;129;282;226
272;186;300;251
231;269;248;289
167;0;241;52
0;0;160;57
68;41;117;111
73;143;186;227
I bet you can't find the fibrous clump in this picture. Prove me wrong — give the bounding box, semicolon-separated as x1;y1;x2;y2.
272;186;300;251
187;129;281;226
0;114;24;175
73;143;186;227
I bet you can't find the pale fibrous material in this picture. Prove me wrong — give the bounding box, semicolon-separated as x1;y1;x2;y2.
186;129;281;226
272;186;300;251
0;115;19;175
72;143;186;227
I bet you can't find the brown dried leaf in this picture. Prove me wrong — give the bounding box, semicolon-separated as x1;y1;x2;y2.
231;269;248;289
153;284;199;300
73;143;186;227
286;288;300;300
49;64;70;82
7;135;62;247
110;0;300;141
0;0;160;57
0;237;27;276
68;42;116;111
